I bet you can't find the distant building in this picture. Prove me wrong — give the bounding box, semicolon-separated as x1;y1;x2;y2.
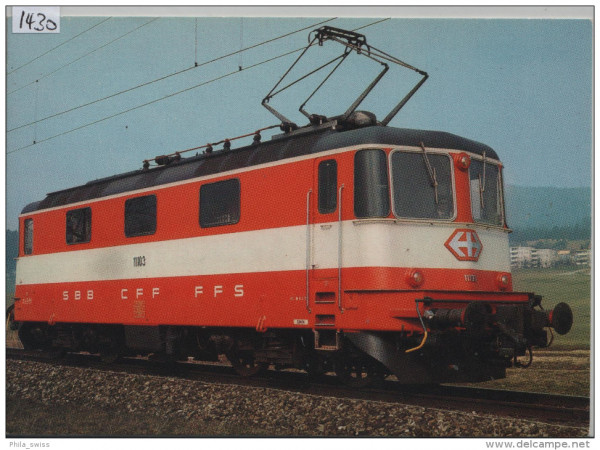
574;249;591;267
557;250;573;265
510;246;535;268
510;246;558;268
533;249;558;268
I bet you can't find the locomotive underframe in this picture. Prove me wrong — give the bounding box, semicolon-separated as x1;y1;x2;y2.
11;291;562;385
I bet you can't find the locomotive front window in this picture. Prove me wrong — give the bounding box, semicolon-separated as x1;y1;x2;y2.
200;178;240;228
354;149;390;218
469;158;504;226
391;151;454;220
125;195;157;237
23;218;33;255
66;207;92;244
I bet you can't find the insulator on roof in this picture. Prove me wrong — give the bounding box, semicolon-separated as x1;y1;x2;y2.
155;155;171;166
154;153;181;166
280;122;298;133
253;132;261;145
309;114;327;125
223;139;231;151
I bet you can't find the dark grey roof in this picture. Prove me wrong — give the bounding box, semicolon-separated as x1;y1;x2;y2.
22;125;498;214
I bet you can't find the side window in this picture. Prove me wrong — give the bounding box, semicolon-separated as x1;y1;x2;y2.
125;195;157;237
66;207;92;244
354;149;390;218
318;159;337;214
200;179;240;228
23;218;33;255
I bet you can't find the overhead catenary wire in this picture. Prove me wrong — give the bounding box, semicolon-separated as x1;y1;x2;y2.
7;17;112;76
8;63;198;133
33;80;39;144
7;17;159;96
239;17;244;70
194;18;198;65
8;17;337;134
7;46;309;155
351;17;390;31
7;17;389;156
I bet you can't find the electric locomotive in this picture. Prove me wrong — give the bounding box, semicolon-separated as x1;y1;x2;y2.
9;27;573;386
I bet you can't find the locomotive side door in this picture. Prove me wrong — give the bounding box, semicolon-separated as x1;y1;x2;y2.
310;157;342;334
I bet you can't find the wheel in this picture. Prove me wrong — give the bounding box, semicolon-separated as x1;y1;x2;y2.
43;347;66;360
334;356;383;388
98;327;123;363
226;346;268;377
6;304;23;349
17;322;45;350
6;304;18;330
305;355;327;379
100;349;121;364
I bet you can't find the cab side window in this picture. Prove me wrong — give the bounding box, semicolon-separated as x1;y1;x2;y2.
318;160;337;214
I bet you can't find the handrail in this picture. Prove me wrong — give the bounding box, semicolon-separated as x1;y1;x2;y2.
305;189;312;314
338;184;345;312
142;124;280;169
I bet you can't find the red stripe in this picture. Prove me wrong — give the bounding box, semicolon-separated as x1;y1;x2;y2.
15;267;521;333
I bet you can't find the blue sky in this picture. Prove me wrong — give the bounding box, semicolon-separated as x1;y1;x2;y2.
5;11;593;230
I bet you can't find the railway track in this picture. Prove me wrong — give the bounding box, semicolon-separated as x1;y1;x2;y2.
7;347;589;428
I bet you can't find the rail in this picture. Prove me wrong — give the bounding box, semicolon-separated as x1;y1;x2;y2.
6;348;590;429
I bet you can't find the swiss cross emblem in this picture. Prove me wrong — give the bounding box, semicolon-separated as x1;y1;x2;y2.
444;229;483;261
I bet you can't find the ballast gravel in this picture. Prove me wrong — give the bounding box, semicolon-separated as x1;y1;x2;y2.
6;359;588;437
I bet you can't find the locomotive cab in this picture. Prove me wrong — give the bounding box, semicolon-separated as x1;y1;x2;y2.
331;132;573;384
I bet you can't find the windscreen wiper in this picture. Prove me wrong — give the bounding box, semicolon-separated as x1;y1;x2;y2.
478;151;487;209
419;142;439;204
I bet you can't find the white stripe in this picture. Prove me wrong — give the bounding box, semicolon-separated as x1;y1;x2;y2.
17;222;510;285
314;220;510;271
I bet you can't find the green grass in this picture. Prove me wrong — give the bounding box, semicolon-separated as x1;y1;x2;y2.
512;267;591;349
